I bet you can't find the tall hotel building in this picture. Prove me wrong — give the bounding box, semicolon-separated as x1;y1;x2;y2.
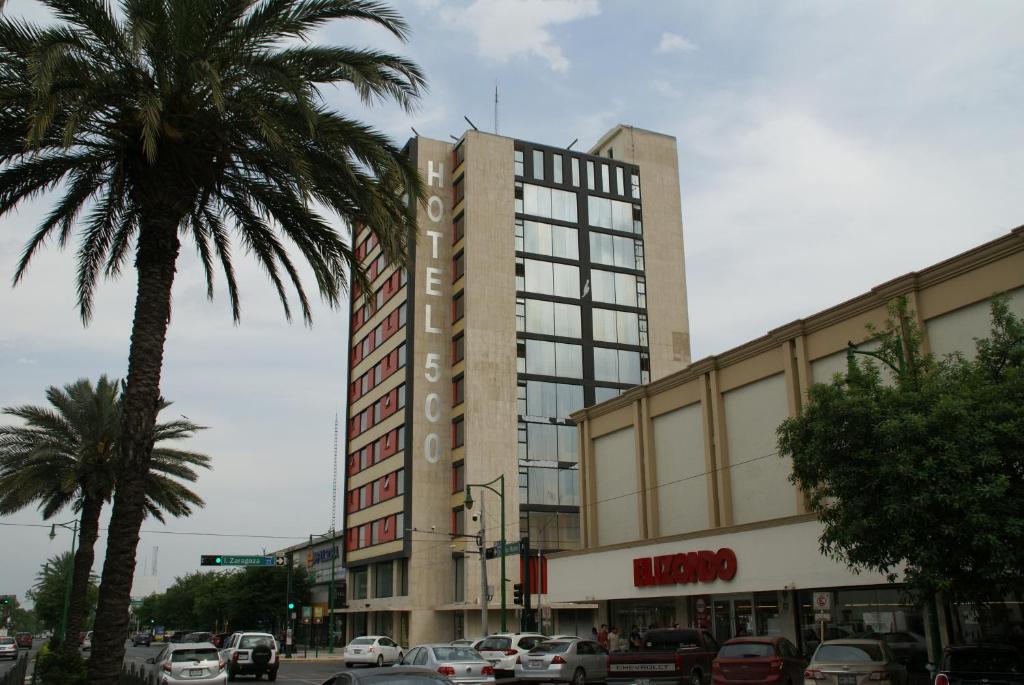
341;125;691;646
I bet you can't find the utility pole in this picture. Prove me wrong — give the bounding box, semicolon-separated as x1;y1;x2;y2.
521;536;532;632
285;551;293;658
477;495;488;636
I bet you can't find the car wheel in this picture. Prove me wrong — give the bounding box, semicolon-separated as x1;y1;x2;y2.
377;654;384;667
691;670;703;685
573;667;586;685
268;669;278;682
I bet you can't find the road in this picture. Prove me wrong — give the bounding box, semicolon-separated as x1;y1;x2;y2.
0;639;41;681
124;643;347;685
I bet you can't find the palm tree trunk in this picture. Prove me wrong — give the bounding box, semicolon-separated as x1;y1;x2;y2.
87;214;181;685
64;495;103;651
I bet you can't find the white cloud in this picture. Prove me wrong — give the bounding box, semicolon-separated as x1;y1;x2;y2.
441;0;600;73
657;32;697;54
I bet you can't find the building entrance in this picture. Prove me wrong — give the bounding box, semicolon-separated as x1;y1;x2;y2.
712;596;755;641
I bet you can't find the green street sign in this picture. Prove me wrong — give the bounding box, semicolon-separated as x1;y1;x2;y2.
503;541;521;555
219;555;275;567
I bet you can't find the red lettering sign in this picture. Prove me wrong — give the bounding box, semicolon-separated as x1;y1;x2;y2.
632;548;738;587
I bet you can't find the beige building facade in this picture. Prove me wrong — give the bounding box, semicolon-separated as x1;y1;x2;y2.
340;126;692;646
549;227;1024;662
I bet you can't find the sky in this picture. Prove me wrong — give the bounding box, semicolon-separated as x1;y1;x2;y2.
1;0;1023;605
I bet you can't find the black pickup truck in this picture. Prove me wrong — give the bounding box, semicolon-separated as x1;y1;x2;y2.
607;628;720;685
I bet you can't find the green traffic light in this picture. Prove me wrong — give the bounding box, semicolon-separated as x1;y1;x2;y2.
288;602;295;610
215;556;222;564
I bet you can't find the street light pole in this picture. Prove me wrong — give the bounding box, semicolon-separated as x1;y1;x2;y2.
477;494;488;636
49;520;78;647
464;475;506;632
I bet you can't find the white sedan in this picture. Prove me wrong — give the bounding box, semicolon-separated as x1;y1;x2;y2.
343;636;404;667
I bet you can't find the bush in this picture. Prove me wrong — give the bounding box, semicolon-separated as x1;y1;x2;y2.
34;644;87;685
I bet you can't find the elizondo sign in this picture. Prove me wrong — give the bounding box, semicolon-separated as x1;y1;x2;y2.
633;548;738;587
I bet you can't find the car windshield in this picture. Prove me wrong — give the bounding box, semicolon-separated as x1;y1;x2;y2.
720;643;775;658
817;644;884;662
350;638;375;646
432;647;482;662
172;649;218;662
0;638;14;645
239;636;275;650
948;651;1022;674
479;638;511;651
531;642;572;654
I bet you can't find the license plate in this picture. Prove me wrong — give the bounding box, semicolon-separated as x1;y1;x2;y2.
530;660;544;669
353;649;362;654
189;669;203;676
839;675;857;685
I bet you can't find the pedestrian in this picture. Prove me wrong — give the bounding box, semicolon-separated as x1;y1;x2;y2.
630;625;642;650
608;626;621;652
591;626;599;642
597;624;609;649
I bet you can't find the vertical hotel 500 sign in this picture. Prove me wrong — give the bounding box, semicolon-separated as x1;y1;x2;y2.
421;158;447;464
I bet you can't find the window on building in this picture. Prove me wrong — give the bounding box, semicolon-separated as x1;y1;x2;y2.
523;299;582;337
586;160;595;190
589;232;643;269
452;332;465;363
453;213;465;243
374;561;394;598
593;347;643;384
522;259;580;299
594;386;621;404
527;465;559;505
524;339;583;378
523;380;584;420
452;290;465;322
616;167;625;196
590;269;639;306
452;416;465;448
587;196;636;233
571;158;580;187
452;507;465;535
592;308;642;345
396;558;409;596
601;163;610;193
452;250;465;281
631;173;641;199
521;220;579;260
452;374;465;406
552;154;563;184
454;174;465;204
521;183;578;222
514;149;524;177
454;557;465;603
452;461;465;493
351;567;368;599
532;149;544;180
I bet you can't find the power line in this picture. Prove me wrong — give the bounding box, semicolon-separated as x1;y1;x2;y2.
0;521;307;540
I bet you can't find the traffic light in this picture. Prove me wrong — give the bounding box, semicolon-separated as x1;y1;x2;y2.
513;583;523;606
287;602;295;610
0;596;11;605
200;555;223;566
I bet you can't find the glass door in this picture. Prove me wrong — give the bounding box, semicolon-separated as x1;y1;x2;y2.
713;600;733;641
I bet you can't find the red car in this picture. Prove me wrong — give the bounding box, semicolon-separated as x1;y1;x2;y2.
14;633;33;649
713;636;806;685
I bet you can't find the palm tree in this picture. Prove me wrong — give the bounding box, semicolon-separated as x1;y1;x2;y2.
0;0;424;680
26;551;100;636
0;376;210;650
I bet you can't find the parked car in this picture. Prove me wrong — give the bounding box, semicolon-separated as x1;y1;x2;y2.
319;666;454;685
82;630;94;651
133;632;153;647
476;633;549;679
185;633;214;644
0;637;18;660
400;644;495;684
147;642;225;685
805;639;908;685
15;632;33;649
712;636;805;685
451;638;486;649
343;636;405;668
549;635;583;641
935;644;1024;685
803;628;854;657
607;628;720;685
218;632;279;681
515;639;609;685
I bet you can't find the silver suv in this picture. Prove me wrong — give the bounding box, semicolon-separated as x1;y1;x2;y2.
218;632;279;681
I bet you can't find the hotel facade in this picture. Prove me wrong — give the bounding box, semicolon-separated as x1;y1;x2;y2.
339;126;693;646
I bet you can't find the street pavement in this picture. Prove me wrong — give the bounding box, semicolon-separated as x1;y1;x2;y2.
0;639;39;681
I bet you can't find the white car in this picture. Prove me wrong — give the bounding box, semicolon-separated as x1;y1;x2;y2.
0;637;18;660
343;635;404;667
476;633;548;679
217;632;279;681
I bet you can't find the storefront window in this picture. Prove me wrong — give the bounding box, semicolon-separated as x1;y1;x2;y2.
755;591;782;636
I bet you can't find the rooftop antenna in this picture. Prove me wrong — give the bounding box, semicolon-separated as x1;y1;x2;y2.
331;410;339;534
566;138;578;151
449;135;459;142
151;546;158;577
494;81;499;134
464;115;479;131
410;126;420;137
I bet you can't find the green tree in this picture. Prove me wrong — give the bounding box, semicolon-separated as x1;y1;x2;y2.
0;0;423;678
0;376;211;649
26;551;99;633
778;296;1024;603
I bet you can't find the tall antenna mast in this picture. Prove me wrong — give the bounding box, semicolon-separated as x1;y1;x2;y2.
152;546;158;576
494;80;499;134
331;411;339;533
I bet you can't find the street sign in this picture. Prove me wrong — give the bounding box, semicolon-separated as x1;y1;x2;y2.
200;555;275;567
815;612;831;622
488;541;521;557
813;592;831;611
275;555;286;566
503;541;521;555
130;599;143;608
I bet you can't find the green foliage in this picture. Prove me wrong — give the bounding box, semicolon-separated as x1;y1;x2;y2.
26;551;97;632
138;566;311;632
3;595;40;633
35;642;87;685
778;296;1024;602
